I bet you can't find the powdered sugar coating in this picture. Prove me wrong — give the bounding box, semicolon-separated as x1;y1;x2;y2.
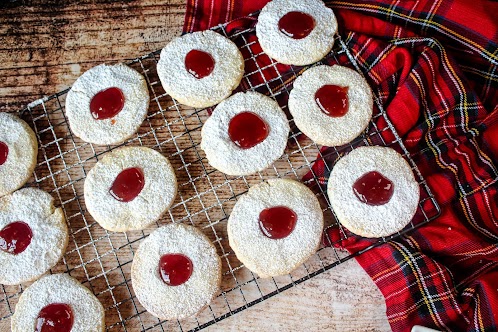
256;0;337;66
65;63;150;145
84;147;177;232
131;223;221;320
227;179;323;278
288;65;373;146
11;274;105;332
157;30;244;108
0;188;67;285
201;91;290;176
0;113;38;197
328;146;420;238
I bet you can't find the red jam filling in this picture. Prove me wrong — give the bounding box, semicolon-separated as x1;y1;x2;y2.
315;85;349;117
259;206;297;239
90;87;125;120
0;221;32;255
35;303;74;332
109;167;145;203
228;112;269;149
0;142;8;166
353;171;394;206
278;11;316;39
185;49;215;79
159;253;193;286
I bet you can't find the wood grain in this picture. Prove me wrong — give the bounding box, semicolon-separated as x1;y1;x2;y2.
0;0;185;111
0;1;391;331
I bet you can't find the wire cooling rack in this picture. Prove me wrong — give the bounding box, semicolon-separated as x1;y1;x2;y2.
1;11;440;332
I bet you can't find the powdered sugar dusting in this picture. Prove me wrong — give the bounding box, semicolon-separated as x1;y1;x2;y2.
0;188;67;285
288;65;373;146
0;113;38;197
328;146;420;238
11;274;105;332
131;223;221;320
157;30;244;108
65;63;150;145
201;91;290;176
84;147;177;232
227;179;324;278
256;0;337;66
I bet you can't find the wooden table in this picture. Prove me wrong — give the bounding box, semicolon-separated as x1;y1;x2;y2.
0;1;391;331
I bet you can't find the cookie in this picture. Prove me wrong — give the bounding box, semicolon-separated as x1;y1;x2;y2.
288;65;373;146
131;223;222;320
84;146;177;232
227;179;323;278
0;188;68;285
157;30;244;108
11;274;105;332
0;113;38;197
327;146;420;238
65;63;150;145
201;91;290;176
256;0;337;66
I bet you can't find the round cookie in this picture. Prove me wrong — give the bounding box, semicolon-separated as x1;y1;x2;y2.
288;65;373;146
65;63;150;145
131;223;221;320
227;179;323;278
0;113;38;197
256;0;337;66
0;188;67;285
84;147;177;232
157;30;244;108
327;146;420;238
201;91;290;176
11;274;105;332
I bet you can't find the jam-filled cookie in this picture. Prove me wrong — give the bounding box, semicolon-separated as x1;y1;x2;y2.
227;179;323;278
84;147;177;232
11;274;105;332
256;0;337;65
0;188;67;285
0;113;38;197
131;223;221;320
201;91;290;176
288;65;373;146
328;146;420;238
65;63;150;145
157;30;244;108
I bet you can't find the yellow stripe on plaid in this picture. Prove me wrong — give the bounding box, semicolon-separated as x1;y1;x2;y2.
461;66;498;83
427;41;497;193
409;69;460;180
331;2;498;63
387;243;450;328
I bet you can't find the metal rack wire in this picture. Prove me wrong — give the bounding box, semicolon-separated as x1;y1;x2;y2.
0;11;440;331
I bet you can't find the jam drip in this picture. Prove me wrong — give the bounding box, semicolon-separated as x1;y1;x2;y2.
109;167;145;203
35;303;74;332
185;50;215;79
315;85;349;117
353;171;394;206
259;206;297;239
90;87;125;120
0;142;8;166
278;11;316;39
228;112;269;149
0;221;32;255
159;254;193;286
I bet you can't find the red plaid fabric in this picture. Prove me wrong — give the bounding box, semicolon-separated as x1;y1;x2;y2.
183;1;498;331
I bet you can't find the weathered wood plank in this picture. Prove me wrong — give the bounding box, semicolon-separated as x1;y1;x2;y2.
0;0;185;111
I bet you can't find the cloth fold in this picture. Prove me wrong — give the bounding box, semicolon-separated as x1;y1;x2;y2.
183;1;498;331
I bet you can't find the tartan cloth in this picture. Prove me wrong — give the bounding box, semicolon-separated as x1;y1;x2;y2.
183;1;498;331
